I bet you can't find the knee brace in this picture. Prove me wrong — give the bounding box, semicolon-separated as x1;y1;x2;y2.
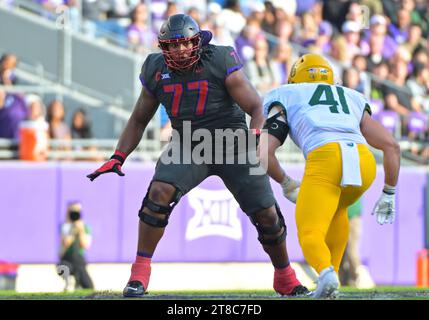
249;203;287;246
138;182;182;228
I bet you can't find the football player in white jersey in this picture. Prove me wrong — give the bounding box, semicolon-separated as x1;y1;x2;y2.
259;53;400;298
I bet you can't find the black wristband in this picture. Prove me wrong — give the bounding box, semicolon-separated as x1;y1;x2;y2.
382;184;396;195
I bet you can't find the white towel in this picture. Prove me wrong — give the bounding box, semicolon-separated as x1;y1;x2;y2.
339;141;362;187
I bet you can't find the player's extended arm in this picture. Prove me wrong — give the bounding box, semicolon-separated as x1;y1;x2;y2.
260;104;300;203
87;88;160;181
116;88;160;155
360;112;401;224
225;69;265;130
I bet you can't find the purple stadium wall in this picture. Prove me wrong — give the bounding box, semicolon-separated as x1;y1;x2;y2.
0;162;425;285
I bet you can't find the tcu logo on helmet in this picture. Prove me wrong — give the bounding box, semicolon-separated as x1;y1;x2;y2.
185;187;242;240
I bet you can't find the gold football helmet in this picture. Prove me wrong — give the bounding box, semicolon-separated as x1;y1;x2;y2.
288;53;334;85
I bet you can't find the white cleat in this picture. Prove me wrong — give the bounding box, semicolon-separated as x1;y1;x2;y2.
311;266;339;299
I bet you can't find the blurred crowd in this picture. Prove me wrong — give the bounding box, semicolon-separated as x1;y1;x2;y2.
1;0;429;161
0;52;96;160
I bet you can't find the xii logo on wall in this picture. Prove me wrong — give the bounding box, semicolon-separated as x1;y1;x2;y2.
185;187;242;240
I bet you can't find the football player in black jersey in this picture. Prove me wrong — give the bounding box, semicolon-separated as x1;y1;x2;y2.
87;14;308;298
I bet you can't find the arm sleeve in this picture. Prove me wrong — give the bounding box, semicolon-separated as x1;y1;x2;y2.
364;102;372;116
262;91;289;144
359;97;372;123
352;90;372;122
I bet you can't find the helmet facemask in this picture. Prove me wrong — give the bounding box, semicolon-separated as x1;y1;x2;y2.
159;33;202;71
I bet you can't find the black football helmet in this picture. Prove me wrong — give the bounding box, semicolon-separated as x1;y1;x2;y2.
158;14;202;70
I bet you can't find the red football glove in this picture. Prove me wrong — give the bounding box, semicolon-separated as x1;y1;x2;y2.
87;150;126;181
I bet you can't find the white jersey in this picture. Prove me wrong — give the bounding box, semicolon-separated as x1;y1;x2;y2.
263;83;371;158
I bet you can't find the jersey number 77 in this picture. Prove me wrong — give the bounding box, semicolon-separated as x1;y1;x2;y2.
163;80;209;117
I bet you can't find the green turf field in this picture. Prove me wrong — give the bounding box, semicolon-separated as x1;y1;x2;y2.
1;287;429;300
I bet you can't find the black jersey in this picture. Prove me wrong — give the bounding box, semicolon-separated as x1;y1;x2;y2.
140;45;248;132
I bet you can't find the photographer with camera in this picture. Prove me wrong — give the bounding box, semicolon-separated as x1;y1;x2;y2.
59;201;94;290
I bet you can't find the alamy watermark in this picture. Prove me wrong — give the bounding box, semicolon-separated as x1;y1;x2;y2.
56;264;71;292
159;121;268;176
55;5;71;30
360;5;371;30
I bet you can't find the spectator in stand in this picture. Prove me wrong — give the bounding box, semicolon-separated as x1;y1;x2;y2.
321;0;351;32
207;1;222;23
389;8;412;45
390;45;413;74
328;35;349;76
247;1;265;25
413;48;429;68
19;94;49;162
261;0;277;35
234;16;264;65
148;0;168;32
164;0;180;18
381;0;399;24
0;53;18;86
345;2;365;26
127;3;157;54
211;18;235;47
297;12;319;47
71;108;101;161
295;0;319;17
402;0;428;36
47;100;72;140
352;54;368;73
272;4;294;25
341;20;363;60
406;62;429;112
361;15;398;69
306;20;333;55
186;7;202;25
244;37;278;94
352;54;370;96
385;58;424;137
0;89;27;139
271;41;295;85
71;108;93;139
363;25;391;71
274;16;295;46
107;0;139;19
80;0;108;38
308;0;323;26
370;60;390;105
180;0;206;18
216;0;246;38
270;0;297;18
26;94;47;123
343;67;365;94
402;23;425;57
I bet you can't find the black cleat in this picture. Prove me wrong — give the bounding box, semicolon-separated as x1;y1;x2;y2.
289;285;311;297
123;280;146;298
